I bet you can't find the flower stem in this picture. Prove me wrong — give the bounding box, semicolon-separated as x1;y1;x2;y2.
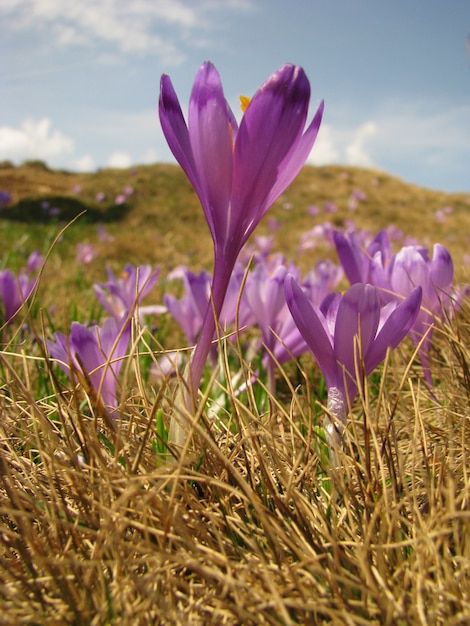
188;254;235;409
324;386;347;465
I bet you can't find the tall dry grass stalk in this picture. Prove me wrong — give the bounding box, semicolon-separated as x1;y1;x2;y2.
1;301;470;625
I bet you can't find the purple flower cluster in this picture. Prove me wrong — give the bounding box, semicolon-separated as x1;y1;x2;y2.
156;61;461;453
47;262;164;416
35;60;463;461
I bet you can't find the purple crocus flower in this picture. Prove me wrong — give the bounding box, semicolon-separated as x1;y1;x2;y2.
164;265;247;349
243;263;292;391
0;190;12;206
285;277;422;454
164;269;212;346
333;228;391;285
370;243;454;384
0;269;36;323
94;263;165;322
76;242;96;264
47;317;131;417
159;61;324;409
25;250;44;273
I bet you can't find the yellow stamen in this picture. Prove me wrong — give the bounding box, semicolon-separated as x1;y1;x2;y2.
239;95;251;113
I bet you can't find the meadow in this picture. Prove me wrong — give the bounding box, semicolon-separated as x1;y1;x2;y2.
1;158;470;625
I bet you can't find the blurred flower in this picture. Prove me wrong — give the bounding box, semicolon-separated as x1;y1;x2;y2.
47;317;131;417
285;278;422;454
94;263;164;323
97;224;114;242
76;242;96;264
298;223;335;253
347;188;367;211
95;192;106;202
159;61;324;407
0;190;12;206
122;186;134;196
267;217;282;232
164;269;211;345
25;250;44;273
324;200;338;214
302;259;343;305
72;184;82;194
434;206;453;223
115;194;126;205
243;263;293;391
333;228;391;284
371;243;455;384
0;269;36;323
150;350;184;379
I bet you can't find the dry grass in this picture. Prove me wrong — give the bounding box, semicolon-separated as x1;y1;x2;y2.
0;161;470;624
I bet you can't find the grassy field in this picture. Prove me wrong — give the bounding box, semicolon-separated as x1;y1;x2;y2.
1;160;470;624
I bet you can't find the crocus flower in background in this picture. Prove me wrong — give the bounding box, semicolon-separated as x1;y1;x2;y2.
164;265;247;350
347;188;367;211
47;316;131;417
76;242;96;264
302;259;344;307
97;224;114;242
370;243;455;384
298;223;335;253
164;269;212;346
159;61;324;415
285;277;422;457
0;269;37;324
324;200;338;214
0;190;12;206
94;263;165;323
25;251;43;273
243;262;293;392
333;228;391;285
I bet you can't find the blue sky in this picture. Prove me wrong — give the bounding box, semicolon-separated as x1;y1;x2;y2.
2;0;469;191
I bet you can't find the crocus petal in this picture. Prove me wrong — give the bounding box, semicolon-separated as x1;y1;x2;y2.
365;286;422;373
0;270;21;321
333;283;380;384
188;62;234;245
98;317;130;377
46;333;73;375
70;323;103;377
285;275;338;390
430;244;453;292
265;99;324;208
232;64;321;242
159;75;200;197
333;231;368;284
391;246;428;296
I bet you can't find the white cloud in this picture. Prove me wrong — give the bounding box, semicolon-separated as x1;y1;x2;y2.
307;121;377;168
2;0;255;61
107;151;133;168
140;147;160;164
0;118;74;163
74;155;96;172
306;99;470;189
307;123;340;164
344;121;377;167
